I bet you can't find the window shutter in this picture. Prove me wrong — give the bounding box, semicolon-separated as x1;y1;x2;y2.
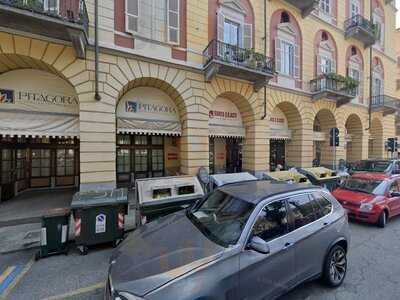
331;59;336;73
126;0;139;33
217;11;225;42
294;43;300;78
243;23;252;49
167;0;180;44
316;55;322;75
275;38;281;73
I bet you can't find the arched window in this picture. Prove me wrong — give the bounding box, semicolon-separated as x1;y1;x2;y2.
315;31;337;76
346;46;364;103
270;10;302;89
372;57;384;97
372;1;385;49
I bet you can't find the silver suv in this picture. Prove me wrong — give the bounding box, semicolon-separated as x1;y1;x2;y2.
107;181;350;300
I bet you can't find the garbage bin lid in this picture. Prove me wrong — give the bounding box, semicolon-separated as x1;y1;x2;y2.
43;207;71;218
71;188;128;209
210;172;258;187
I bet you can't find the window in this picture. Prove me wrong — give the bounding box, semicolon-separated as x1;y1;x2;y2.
312;193;333;218
281;40;294;76
320;56;332;74
320;0;330;14
373;76;383;96
288;194;318;229
389;181;400;194
117;149;131;173
134;149;148;172
125;0;180;44
251;200;289;243
43;0;60;14
31;149;51;178
280;12;290;23
16;149;26;181
223;19;240;46
349;67;360;95
350;0;360;18
188;190;255;247
56;149;75;176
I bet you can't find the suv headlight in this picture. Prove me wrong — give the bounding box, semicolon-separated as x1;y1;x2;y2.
360;203;374;211
116;292;146;300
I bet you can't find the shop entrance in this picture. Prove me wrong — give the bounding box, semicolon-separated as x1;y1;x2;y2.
270;139;286;171
0;136;79;202
209;137;242;174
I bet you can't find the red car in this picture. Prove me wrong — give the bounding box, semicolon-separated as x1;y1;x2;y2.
332;172;400;228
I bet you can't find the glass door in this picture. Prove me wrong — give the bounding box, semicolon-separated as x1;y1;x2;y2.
270;140;286;171
15;149;28;192
31;149;51;187
134;149;149;180
56;148;75;186
226;139;242;173
1;149;16;201
209;138;215;174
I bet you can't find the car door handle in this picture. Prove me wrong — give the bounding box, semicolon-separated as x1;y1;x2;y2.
283;242;293;250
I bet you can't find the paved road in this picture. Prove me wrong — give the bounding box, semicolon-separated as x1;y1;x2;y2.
1;218;400;300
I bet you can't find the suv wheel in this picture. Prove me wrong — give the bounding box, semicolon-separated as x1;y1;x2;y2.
323;245;347;287
377;211;387;228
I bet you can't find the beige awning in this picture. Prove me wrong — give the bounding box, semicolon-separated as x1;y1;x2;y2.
117;87;182;136
209;97;245;138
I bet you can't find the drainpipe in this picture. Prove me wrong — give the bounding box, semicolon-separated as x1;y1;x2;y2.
261;0;267;120
367;0;373;130
94;0;101;101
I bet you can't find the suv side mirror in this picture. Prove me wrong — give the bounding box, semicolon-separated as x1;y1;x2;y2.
248;236;270;254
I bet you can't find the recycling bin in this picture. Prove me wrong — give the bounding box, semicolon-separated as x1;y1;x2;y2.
209;172;258;192
36;208;70;260
135;176;205;226
298;167;340;191
263;169;310;185
71;189;128;255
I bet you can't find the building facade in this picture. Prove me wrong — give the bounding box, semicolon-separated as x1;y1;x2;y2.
0;0;399;200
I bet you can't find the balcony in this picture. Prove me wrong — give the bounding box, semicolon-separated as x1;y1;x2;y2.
310;73;358;107
203;40;275;92
370;95;400;116
344;14;377;48
282;0;318;18
0;0;88;58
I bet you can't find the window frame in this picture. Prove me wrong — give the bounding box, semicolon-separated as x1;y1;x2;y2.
167;0;180;45
125;0;140;34
319;0;331;15
280;39;295;77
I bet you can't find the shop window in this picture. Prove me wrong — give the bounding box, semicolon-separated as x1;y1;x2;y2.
31;149;51;177
135;135;148;145
152;149;164;171
125;0;180;45
151;136;164;145
16;149;26;180
1;149;14;183
117;149;131;173
56;149;75;176
134;149;148;172
31;137;50;144
117;135;131;145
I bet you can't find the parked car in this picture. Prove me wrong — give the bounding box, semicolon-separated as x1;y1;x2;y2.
106;181;350;300
333;172;400;228
350;159;400;175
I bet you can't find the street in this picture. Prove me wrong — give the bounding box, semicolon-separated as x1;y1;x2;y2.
0;217;399;300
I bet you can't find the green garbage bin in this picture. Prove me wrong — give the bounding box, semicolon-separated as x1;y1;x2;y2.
36;208;70;260
71;189;128;255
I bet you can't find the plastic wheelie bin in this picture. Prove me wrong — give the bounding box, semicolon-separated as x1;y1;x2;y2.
36;208;70;260
71;189;128;255
298;167;340;191
263;169;310;185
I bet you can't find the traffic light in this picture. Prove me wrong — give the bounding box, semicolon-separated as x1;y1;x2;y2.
387;138;395;152
330;127;339;147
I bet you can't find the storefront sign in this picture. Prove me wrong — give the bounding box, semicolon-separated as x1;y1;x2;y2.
270;107;292;140
0;69;80;138
117;87;181;136
209;97;245;138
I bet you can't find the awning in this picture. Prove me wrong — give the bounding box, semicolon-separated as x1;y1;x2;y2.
117;87;182;136
117;118;181;136
209;97;245;138
0;110;79;138
270;128;292;140
0;69;80;138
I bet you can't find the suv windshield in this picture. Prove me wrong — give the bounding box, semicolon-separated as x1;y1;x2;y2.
353;160;391;173
187;190;255;247
341;178;386;195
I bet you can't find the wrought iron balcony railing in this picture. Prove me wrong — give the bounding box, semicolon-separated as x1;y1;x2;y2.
0;0;88;58
344;14;377;47
370;95;400;115
203;40;275;91
0;0;88;27
310;73;358;107
203;40;275;75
